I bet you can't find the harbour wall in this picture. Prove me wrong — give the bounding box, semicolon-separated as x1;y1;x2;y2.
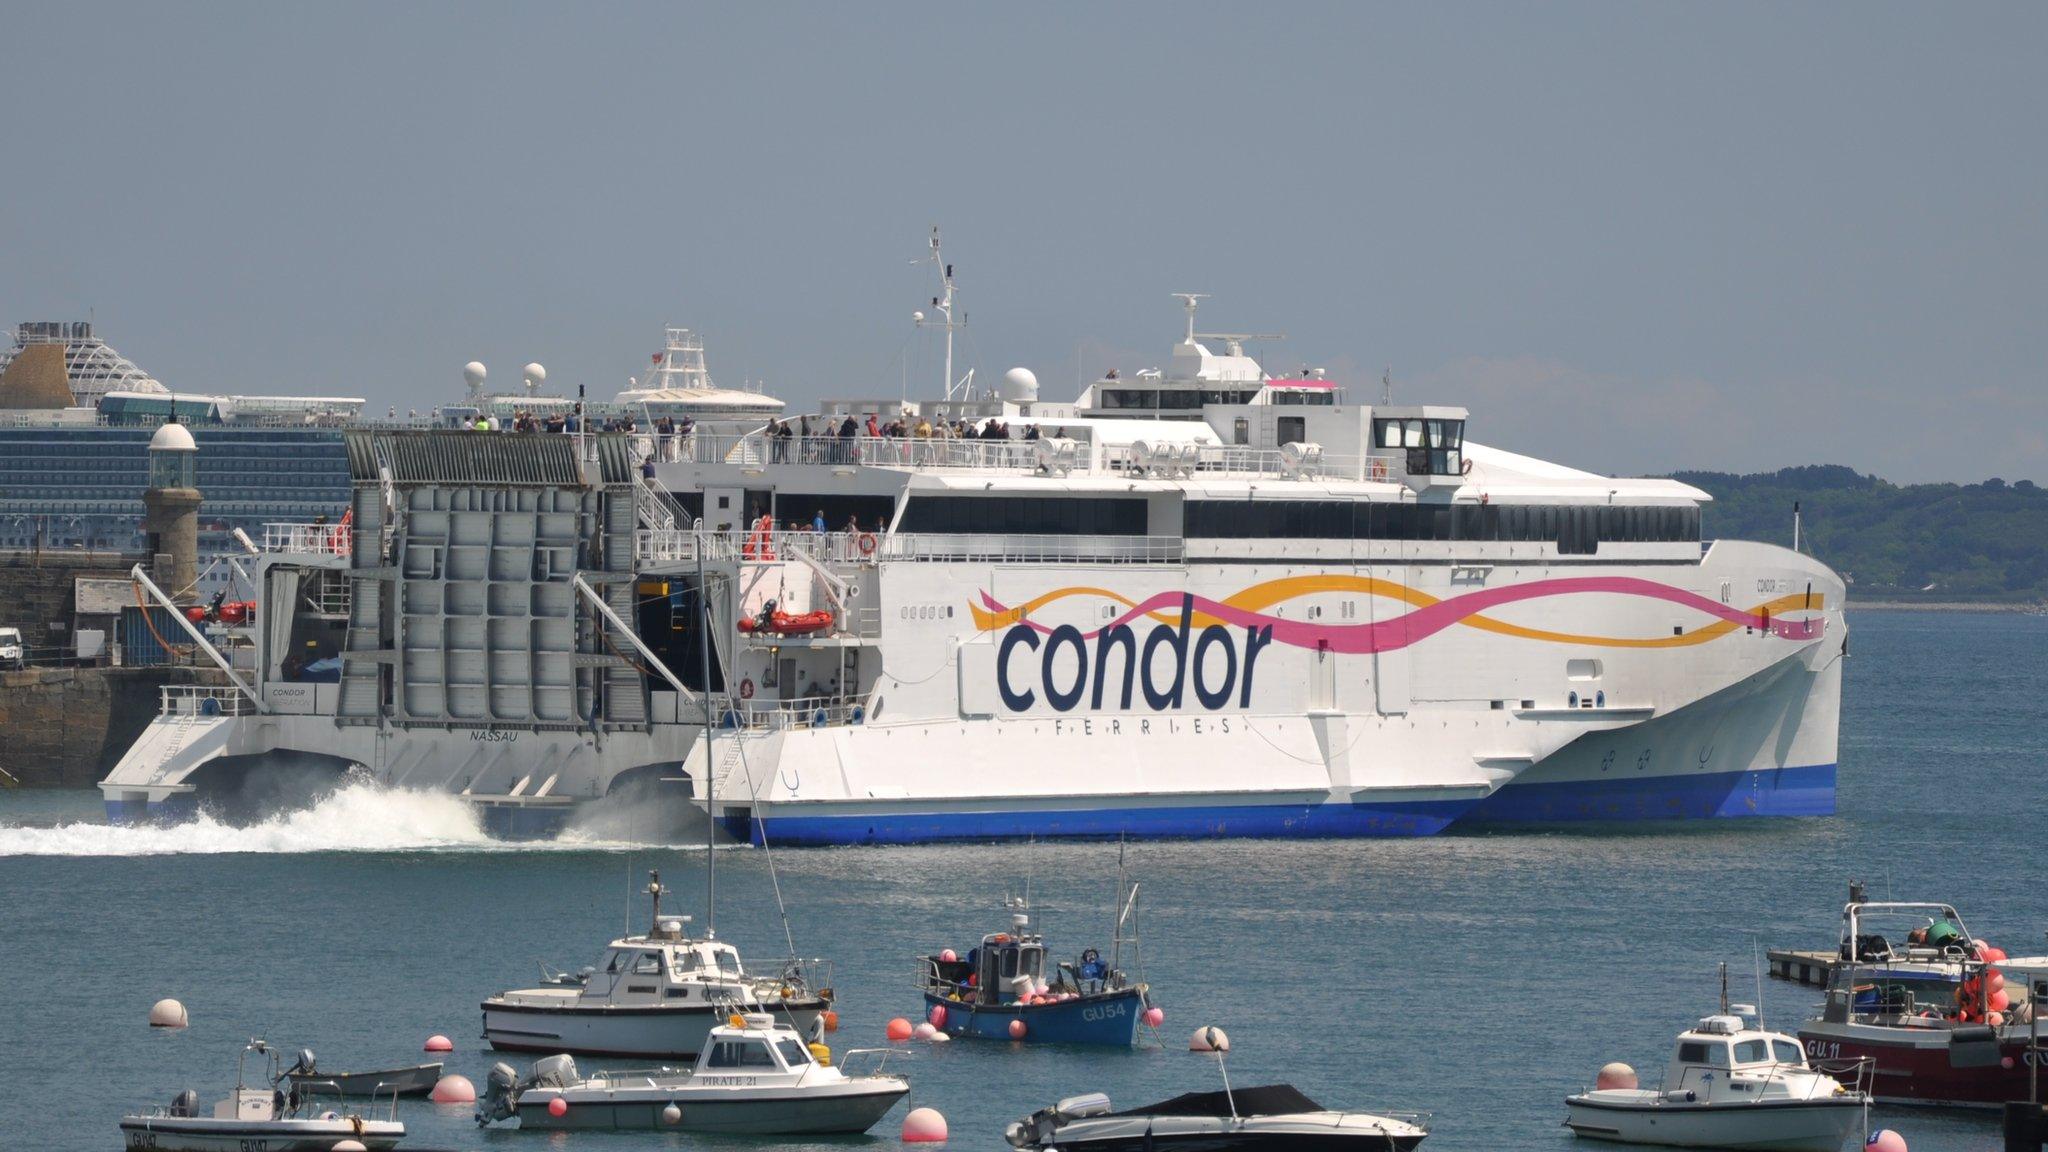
0;550;140;654
0;664;220;787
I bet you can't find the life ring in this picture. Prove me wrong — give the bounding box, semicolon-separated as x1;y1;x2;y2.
739;677;755;700
856;532;878;556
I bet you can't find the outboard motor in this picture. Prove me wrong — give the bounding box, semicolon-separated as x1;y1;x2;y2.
477;1055;582;1126
477;1062;522;1125
168;1090;199;1118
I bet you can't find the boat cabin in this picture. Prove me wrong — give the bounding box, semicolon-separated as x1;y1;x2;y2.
581;917;753;1006
1663;1016;1811;1097
697;1013;820;1076
970;927;1047;1004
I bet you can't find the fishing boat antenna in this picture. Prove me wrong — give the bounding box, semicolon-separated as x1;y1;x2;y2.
1752;934;1767;1029
697;544;716;939
1718;962;1729;1016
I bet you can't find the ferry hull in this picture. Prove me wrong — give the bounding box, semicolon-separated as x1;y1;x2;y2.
741;793;1476;846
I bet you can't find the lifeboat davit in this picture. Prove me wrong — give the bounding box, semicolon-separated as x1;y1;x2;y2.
738;610;835;636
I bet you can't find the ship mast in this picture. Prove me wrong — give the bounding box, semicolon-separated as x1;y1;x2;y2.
915;227;971;400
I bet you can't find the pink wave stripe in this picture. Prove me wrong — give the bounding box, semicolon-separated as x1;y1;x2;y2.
977;576;1821;655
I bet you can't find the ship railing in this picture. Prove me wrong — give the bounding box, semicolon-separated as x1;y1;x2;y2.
730;696;869;731
877;532;1182;564
262;522;351;556
638;526;1183;567
159;684;256;717
677;431;1368;480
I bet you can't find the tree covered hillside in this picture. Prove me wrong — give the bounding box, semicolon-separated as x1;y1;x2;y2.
1668;466;2048;603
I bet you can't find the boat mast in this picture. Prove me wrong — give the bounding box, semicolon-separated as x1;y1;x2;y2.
698;543;716;940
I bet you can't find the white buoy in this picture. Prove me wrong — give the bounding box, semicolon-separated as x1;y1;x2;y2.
1190;1025;1229;1052
661;1102;682;1125
149;999;188;1029
912;1021;938;1041
331;1141;368;1152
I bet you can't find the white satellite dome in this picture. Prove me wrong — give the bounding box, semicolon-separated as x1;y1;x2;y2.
1000;366;1040;403
463;361;488;388
149;421;197;453
522;362;547;387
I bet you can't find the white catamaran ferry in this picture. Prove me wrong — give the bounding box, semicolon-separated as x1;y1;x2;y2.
99;241;1844;842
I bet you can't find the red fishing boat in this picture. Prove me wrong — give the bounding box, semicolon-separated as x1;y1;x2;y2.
1797;921;2048;1107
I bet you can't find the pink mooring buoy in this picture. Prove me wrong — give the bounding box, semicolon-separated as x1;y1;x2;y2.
1008;1018;1027;1040
424;1034;454;1053
928;1004;948;1028
547;1096;569;1118
902;1106;948;1143
1142;1006;1165;1028
939;948;958;963
1595;1063;1638;1090
429;1074;475;1104
912;1021;938;1041
1866;1130;1907;1152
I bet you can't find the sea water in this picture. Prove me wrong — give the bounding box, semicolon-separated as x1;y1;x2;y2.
1;608;2042;1151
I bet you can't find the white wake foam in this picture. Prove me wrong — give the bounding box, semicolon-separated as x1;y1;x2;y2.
0;781;669;857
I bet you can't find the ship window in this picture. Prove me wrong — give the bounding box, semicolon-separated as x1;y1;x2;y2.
631;952;663;975
604;950;626;973
1677;1041;1710;1064
1771;1039;1803;1065
708;1041;778;1068
898;496;1146;536
1734;1039;1770;1064
776;1038;812;1066
1100;389;1156;410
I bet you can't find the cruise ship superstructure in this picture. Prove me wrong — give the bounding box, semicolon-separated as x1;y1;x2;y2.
99;289;1845;841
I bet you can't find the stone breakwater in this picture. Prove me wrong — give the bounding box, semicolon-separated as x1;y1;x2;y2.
0;665;218;787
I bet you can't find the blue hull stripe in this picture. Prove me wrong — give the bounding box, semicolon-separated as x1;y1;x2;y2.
1463;763;1838;824
749;796;1475;846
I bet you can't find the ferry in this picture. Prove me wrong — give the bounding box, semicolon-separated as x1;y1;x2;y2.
97;238;1845;840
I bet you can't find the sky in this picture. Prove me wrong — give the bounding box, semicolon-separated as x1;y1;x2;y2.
2;3;2042;485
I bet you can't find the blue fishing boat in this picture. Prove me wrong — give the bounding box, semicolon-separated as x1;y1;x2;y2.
917;870;1159;1046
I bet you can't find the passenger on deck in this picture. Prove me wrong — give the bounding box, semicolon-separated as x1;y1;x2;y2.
813;510;827;534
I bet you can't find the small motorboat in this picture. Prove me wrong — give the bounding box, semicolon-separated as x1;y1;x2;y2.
482;870;832;1059
920;862;1157;1046
119;1039;406;1151
1007;1027;1427;1149
1566;1006;1870;1151
278;1048;444;1097
477;1011;908;1133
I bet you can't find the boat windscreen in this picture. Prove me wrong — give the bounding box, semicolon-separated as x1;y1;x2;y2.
1117;1084;1324;1118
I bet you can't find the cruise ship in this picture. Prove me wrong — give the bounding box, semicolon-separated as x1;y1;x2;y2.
0;322;775;561
98;256;1845;841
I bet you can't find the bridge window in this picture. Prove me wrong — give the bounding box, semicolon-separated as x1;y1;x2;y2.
900;496;1146;536
1183;501;1701;545
1099;389;1156;410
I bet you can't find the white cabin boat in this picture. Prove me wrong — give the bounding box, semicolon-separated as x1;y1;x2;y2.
478;1012;906;1133
481;871;830;1059
1565;1013;1868;1152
